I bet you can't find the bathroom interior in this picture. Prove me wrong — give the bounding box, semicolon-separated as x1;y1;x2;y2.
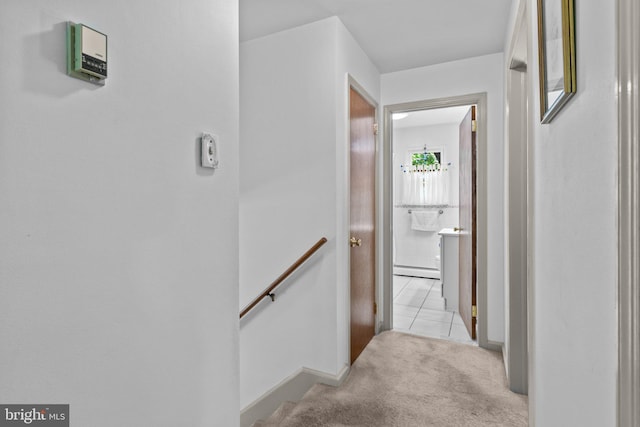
391;105;475;344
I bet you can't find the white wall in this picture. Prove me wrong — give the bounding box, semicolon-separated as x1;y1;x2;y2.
381;53;505;343
504;0;521;54
523;0;618;424
0;1;240;426
239;17;379;408
393;124;459;270
239;18;338;409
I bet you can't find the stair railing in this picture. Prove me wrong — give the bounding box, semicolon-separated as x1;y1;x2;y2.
239;237;328;319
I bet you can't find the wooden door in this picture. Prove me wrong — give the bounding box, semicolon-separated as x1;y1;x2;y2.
349;87;376;364
459;106;477;340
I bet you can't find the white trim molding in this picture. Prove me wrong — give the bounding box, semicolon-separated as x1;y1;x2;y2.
504;0;529;396
240;365;350;427
618;0;640;425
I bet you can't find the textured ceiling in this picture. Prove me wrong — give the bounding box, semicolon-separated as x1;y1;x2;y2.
240;0;513;73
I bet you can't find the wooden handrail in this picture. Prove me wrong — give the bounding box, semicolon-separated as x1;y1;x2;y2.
239;237;328;319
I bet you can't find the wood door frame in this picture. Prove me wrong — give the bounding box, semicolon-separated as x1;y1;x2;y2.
347;76;380;364
458;105;477;341
618;0;640;424
382;93;498;351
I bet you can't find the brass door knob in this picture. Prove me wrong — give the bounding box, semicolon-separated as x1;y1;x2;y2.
350;237;362;247
453;227;463;232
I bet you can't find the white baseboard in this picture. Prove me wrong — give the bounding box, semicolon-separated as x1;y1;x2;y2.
484;339;503;353
501;342;509;377
393;266;441;279
240;365;350;427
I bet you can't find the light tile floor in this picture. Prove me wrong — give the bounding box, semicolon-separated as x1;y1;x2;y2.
393;275;476;345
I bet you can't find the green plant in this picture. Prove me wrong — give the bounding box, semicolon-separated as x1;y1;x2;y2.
412;152;439;167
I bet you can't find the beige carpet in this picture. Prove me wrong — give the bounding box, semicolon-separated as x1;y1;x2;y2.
256;331;527;426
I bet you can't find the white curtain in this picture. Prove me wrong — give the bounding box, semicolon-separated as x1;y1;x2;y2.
401;167;449;205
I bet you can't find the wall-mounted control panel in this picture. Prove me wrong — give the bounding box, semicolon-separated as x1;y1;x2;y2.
201;133;219;169
67;22;107;85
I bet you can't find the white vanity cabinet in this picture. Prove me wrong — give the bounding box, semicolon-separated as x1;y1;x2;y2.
438;228;461;312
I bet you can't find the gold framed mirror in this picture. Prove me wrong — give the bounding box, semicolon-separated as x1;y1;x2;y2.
537;0;576;123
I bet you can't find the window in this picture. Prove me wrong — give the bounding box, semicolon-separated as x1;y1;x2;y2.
409;147;443;169
411;151;441;167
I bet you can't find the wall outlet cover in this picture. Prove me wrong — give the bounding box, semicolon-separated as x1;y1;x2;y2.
201;133;219;169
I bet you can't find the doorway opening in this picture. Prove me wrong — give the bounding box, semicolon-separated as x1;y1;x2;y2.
382;93;493;350
390;104;476;344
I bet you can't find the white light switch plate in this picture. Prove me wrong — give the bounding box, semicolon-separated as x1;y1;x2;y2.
201;133;219;169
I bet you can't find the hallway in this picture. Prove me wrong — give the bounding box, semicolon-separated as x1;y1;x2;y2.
254;331;526;426
0;1;630;426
